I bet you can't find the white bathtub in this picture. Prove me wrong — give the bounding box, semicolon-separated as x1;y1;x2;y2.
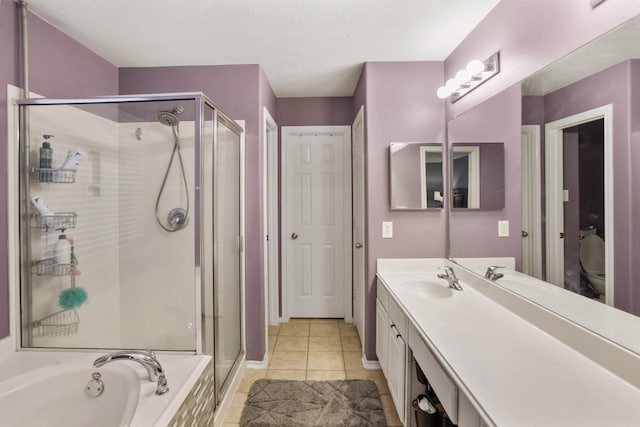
0;351;211;427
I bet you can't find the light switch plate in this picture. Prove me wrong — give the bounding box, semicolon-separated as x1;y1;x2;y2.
498;220;509;237
382;221;393;238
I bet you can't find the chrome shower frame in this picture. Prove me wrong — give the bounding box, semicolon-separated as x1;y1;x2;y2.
15;93;245;400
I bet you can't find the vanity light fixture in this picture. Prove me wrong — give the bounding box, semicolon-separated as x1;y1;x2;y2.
437;52;500;103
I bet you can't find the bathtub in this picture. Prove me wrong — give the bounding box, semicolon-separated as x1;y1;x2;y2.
0;351;211;427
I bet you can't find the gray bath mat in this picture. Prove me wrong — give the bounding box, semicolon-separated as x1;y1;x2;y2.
240;379;386;426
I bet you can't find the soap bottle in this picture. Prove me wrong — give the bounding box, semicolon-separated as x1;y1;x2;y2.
39;135;54;182
53;230;71;266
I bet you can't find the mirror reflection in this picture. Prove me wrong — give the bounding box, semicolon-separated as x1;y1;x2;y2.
451;143;504;209
389;142;443;210
448;14;640;356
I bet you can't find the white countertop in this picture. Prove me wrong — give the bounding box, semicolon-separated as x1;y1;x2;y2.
377;259;640;427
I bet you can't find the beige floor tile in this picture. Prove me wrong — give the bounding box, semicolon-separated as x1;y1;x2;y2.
306;370;346;381
307;351;345;370
266;370;307;380
279;322;310;336
343;351;364;371
288;318;311;324
341;335;362;352
238;369;267;393
222;424;240;427
339;323;358;337
381;394;403;426
310;323;340;336
224;392;248;423
268;325;280;336
308;335;342;352
268;336;277;351
309;318;340;324
346;370;390;395
269;351;308;370
275;335;309;352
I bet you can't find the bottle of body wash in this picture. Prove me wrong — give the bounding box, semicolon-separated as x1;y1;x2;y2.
53;231;71;266
39;135;53;182
60;150;84;171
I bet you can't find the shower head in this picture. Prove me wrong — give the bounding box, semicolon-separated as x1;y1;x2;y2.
156;110;180;127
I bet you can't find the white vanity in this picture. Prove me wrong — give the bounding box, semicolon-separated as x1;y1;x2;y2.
376;258;640;427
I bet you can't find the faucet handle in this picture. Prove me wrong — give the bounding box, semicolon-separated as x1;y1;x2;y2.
485;265;505;278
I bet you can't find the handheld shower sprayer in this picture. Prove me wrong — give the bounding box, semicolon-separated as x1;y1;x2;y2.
154;106;190;232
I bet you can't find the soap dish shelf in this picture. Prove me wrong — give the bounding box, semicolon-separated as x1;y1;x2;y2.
32;212;77;230
31;309;79;337
31;258;72;276
31;167;76;183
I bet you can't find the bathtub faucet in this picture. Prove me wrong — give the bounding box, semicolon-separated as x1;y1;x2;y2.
93;350;169;395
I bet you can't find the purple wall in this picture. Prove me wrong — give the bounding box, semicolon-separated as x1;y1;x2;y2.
0;4;119;340
630;60;640;314
445;0;640;120
355;62;447;360
448;85;523;266
120;64;270;361
276;97;353;126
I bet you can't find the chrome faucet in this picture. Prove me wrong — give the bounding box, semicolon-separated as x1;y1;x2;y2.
437;266;463;291
485;266;505;281
93;350;169;395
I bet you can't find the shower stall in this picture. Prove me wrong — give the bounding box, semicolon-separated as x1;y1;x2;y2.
16;92;243;405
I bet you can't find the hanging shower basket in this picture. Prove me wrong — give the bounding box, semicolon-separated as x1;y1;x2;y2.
31;257;72;276
31;309;79;337
32;212;77;230
31;167;76;183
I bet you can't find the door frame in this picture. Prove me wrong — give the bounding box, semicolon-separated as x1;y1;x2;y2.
352;107;366;348
545;104;614;304
262;108;280;326
280;125;353;322
521;125;543;279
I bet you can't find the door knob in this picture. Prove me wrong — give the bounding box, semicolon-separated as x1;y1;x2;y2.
291;232;298;240
355;242;364;249
521;230;529;238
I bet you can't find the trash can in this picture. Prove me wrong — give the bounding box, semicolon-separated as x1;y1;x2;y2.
412;394;438;427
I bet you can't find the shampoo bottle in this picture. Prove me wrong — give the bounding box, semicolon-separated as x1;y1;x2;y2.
53;231;71;265
39;135;54;182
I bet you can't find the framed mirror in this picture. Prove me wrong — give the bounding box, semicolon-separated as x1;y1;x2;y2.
389;142;443;210
451;143;504;209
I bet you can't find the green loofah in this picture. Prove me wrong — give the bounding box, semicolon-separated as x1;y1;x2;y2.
59;287;88;309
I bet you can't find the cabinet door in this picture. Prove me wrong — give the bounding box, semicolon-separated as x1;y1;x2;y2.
387;327;406;425
376;299;388;374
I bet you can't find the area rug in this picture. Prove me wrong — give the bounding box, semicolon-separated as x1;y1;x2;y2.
240;379;387;426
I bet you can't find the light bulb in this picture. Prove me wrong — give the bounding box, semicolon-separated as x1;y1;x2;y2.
466;59;485;75
436;86;449;99
445;78;458;92
455;69;471;84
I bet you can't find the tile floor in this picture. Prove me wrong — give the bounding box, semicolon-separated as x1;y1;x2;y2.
222;318;402;426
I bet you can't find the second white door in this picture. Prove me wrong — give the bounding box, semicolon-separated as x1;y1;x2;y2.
282;126;351;319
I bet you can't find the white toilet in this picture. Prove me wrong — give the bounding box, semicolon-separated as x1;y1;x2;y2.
579;227;606;296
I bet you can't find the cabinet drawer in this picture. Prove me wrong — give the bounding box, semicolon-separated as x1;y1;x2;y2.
387;296;407;338
409;324;458;424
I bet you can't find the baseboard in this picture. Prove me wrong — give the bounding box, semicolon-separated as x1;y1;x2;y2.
245;355;268;369
361;355;381;370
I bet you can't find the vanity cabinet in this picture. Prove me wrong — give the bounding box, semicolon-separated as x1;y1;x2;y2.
376;283;407;425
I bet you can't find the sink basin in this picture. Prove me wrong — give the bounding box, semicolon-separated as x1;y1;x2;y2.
405;280;454;299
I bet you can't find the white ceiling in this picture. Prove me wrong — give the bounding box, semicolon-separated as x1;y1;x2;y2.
25;0;501;97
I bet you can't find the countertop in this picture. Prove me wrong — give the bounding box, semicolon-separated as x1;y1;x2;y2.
377;258;640;427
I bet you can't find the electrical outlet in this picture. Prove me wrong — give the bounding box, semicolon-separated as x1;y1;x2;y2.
498;220;509;237
382;221;393;238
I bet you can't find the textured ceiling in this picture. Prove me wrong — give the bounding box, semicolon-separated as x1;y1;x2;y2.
25;0;502;97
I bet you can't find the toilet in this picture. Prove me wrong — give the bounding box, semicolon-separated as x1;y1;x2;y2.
579;227;606;296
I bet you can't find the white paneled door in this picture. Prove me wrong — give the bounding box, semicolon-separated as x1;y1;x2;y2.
282;126;352;319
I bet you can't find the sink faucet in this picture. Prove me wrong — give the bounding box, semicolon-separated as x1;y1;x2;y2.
485;266;505;281
93;350;169;395
437;266;463;291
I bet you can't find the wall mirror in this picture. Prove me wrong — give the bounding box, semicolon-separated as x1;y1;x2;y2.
451;143;504;209
389;142;443;210
449;13;640;357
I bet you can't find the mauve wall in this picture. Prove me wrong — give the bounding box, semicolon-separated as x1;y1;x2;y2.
445;0;640;120
541;60;636;314
119;64;269;361
448;85;522;266
630;60;640;314
276;97;353;126
0;4;119;340
355;62;447;360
